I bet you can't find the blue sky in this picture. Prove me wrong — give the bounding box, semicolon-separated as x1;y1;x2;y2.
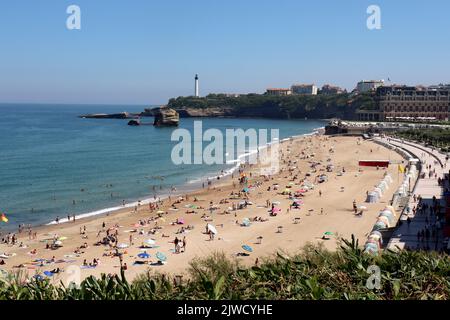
0;0;449;105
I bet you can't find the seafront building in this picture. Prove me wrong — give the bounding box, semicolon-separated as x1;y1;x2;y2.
291;84;318;95
356;85;450;121
266;88;292;96
356;80;384;93
321;84;345;95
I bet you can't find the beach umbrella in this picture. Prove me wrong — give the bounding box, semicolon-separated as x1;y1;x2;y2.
177;218;185;224
207;224;218;234
58;236;68;241
241;218;251;227
144;239;156;246
54;240;63;246
324;231;334;236
242;187;249;193
137;252;150;259
43;271;54;277
242;245;253;253
117;243;129;249
156;252;167;262
358;206;367;211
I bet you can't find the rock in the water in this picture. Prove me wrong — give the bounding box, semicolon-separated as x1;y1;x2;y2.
153;107;179;127
127;119;140;126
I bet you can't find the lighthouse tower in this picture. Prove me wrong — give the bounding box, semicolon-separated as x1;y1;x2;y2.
195;74;199;97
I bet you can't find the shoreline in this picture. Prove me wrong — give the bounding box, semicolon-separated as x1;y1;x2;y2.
5;126;325;232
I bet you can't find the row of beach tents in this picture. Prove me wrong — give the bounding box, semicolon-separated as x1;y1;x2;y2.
364;206;398;255
366;174;393;203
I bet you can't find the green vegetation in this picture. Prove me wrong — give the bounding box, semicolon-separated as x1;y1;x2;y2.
1;237;449;300
394;128;450;152
167;93;376;120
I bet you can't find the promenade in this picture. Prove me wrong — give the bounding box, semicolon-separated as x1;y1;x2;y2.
377;137;448;251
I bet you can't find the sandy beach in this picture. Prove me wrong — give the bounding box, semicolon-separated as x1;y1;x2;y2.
0;135;405;284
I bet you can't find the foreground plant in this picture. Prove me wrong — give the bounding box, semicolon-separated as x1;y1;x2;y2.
0;237;449;300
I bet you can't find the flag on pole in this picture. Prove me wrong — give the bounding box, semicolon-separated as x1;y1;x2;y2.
1;213;8;223
398;165;405;173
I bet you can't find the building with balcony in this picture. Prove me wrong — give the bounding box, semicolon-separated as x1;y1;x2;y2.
291;84;318;95
377;86;450;121
321;84;345;95
266;88;292;96
356;80;384;93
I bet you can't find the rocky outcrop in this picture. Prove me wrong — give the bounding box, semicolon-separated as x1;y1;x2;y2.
127;120;140;126
153;107;179;127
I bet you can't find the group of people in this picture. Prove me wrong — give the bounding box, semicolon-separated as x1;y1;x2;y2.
173;236;186;253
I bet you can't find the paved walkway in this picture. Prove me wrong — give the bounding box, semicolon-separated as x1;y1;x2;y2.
376;137;448;251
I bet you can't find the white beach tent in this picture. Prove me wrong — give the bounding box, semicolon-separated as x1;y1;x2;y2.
366;192;379;203
384;174;393;184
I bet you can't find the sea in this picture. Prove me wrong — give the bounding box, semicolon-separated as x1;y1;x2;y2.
0;104;326;231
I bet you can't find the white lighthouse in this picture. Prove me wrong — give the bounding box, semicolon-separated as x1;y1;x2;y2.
194;74;199;97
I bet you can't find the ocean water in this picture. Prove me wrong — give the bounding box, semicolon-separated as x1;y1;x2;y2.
0;104;325;231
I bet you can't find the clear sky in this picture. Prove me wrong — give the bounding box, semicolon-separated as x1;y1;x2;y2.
1;0;449;105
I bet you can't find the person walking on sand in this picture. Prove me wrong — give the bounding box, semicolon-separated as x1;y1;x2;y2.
182;236;186;252
174;237;179;252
